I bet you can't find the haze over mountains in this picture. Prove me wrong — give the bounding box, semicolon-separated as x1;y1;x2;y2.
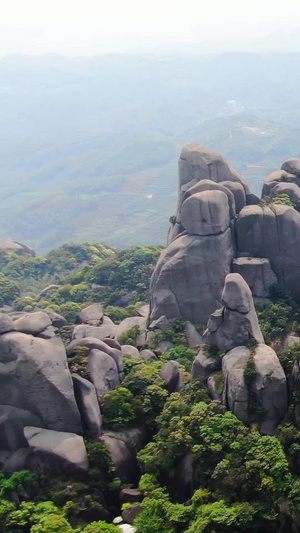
2;52;300;253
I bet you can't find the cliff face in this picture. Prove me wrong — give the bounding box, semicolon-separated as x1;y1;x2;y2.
150;143;300;324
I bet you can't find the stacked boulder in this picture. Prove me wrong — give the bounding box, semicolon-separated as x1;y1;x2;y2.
150;144;300;324
192;274;287;435
0;309;125;476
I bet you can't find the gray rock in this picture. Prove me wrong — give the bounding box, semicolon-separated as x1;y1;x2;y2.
122;505;142;525
72;324;117;342
174;453;194;500
221;273;253;313
14;311;51;335
0;239;35;257
222;344;287;434
121;345;140;359
103;338;122;351
221;180;246;213
0;313;14;334
285;335;300;347
246;193;260;205
271;182;300;203
178;144;249;209
0;405;45;451
120;488;143;504
88;349;120;402
43;309;68;328
160;360;182;393
281;158;300;176
180;179;236;220
184;321;202;348
140;349;157;361
115;317;147;342
67;337;123;372
102;315;115;326
232;257;277;298
222;347;249;422
252;344;287;435
191;350;217;379
207;373;223;401
104;427;145;484
203;274;264;352
38;325;57;339
158;340;174;353
236;204;300;299
148;315;170;331
262;169;297;197
137;305;150;318
180;190;230;235
72;374;102;438
0;332;82;434
24;426;88;473
150;232;234;324
167;221;187;245
79;303;103;325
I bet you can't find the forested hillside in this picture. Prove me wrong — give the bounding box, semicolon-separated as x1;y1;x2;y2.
3;52;300;252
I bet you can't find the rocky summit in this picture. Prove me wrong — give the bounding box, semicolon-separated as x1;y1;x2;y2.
3;144;300;532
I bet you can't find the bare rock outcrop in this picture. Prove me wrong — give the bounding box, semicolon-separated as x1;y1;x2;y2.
203;274;264;352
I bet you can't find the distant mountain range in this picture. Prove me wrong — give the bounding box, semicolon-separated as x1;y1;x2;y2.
2;52;300;254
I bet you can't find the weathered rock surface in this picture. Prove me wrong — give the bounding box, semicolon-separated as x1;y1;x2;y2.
24;426;88;473
79;303;104;324
122;505;142;525
140;349;157;361
221;180;246;213
180;190;230;236
222;344;287;434
207;373;223;401
0;405;45;451
262;169;297;197
67;336;123;372
72;374;102;438
72;323;117;341
0;239;35;257
178;144;249;208
281;158;300;176
150;232;234;324
104;427;145;484
160;360;182;392
203;274;264;352
115;317;147;342
88;349;120;402
43;309;68;328
14;311;51;335
120;488;143;504
121;345;140;359
236;204;300;298
180;179;236;220
0;332;82;434
271;182;300;203
222;347;249;422
232;257;277;298
191;350;217;379
0;313;14;334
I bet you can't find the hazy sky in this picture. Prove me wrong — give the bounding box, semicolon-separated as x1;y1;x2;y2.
1;0;300;57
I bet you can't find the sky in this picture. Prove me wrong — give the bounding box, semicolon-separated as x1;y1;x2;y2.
1;0;300;57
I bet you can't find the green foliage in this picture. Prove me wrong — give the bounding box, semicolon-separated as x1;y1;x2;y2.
257;303;293;343
118;325;140;347
277;344;300;376
271;193;294;207
0;272;20;305
163;345;196;371
68;346;90;380
102;387;136;429
56;302;82;324
0;470;37;499
149;319;187;349
82;522;120;532
30;513;74;533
